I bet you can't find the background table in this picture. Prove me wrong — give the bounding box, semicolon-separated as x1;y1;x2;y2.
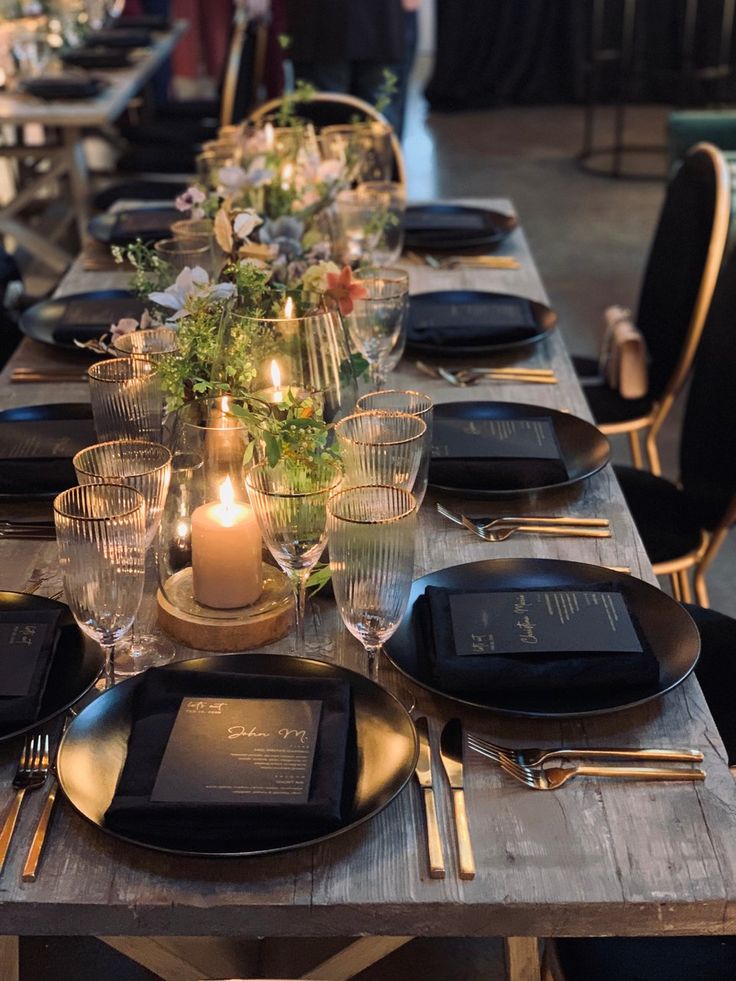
0;201;735;981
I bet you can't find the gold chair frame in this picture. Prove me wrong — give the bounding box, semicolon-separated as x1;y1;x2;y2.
219;12;269;129
247;92;407;188
602;143;731;475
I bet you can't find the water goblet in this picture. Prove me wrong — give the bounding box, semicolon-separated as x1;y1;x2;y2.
73;440;173;675
54;483;146;690
343;272;409;389
246;458;343;655
88;357;164;442
334;410;426;491
356;389;433;506
353;266;410;377
327;484;416;679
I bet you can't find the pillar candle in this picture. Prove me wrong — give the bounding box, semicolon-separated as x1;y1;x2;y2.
191;477;263;609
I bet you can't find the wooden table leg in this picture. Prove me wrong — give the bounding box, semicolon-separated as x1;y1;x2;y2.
505;936;541;981
63;127;90;243
300;936;414;980
0;936;19;981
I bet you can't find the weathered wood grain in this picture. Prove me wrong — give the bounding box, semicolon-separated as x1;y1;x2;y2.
0;202;735;943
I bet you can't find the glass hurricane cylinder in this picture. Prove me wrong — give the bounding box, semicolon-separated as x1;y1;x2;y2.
356;390;433;506
54;483;146;689
327;484;416;678
88;357;164;442
320;121;394;183
334;410;426;491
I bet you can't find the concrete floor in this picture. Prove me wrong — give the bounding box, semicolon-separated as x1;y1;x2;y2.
15;78;736;981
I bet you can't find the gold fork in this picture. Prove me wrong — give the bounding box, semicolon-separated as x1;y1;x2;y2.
466;733;704;768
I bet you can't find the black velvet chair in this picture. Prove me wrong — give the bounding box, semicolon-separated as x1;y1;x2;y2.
614;236;736;604
546;601;736;981
574;142;731;473
247;92;407;186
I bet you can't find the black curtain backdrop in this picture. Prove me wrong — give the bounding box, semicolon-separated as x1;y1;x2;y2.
426;0;736;112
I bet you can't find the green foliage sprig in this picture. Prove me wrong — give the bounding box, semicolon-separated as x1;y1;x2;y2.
111;240;173;302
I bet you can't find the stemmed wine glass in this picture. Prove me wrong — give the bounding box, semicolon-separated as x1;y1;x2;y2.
343;270;409;389
334;410;426;491
356;390;434;506
72;440;173;676
327;484;416;679
54;483;146;690
246;458;343;654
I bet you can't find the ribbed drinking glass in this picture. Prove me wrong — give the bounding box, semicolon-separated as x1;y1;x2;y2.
112;327;178;362
327;484;416;678
356;390;433;506
88;357;163;442
334;410;426;491
343;271;409;389
246;458;343;654
54;483;146;690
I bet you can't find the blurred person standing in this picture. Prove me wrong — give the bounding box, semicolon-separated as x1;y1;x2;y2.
284;0;405;132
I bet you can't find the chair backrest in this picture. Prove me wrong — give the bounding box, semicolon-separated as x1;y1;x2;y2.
636;142;730;404
679;239;736;529
219;14;269;128
247;92;407;186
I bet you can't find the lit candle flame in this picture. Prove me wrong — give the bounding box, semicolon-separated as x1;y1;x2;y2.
283;296;294;319
271;360;281;391
281;162;294;190
219;476;235;513
176;520;189;539
264;121;274;149
222;395;230;413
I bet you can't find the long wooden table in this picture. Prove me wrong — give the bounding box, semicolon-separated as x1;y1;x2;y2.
0;22;187;273
1;200;736;981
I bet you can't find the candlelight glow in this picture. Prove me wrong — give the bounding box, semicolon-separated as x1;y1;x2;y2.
222;395;230;413
271;360;282;390
176;520;189;539
283;296;294;319
219;475;236;518
264;121;274;149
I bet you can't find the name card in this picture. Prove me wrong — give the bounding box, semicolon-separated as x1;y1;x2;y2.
0;610;61;697
448;589;643;658
432;417;561;460
151;697;323;805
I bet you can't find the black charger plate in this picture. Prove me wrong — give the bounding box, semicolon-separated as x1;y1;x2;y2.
0;402;95;500
57;653;418;857
20;290;145;349
88;207;180;246
383;559;700;718
85;29;152;48
404;203;517;251
19;75;107;100
429;401;610;499
0;592;102;741
406;290;557;356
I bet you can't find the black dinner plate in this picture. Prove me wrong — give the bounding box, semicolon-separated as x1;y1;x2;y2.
19;75;107;100
20;289;146;349
406;290;557;355
0;592;102;741
57;653;418;857
88;207;180;246
0;402;95;500
60;47;131;69
85;29;152;48
383;559;700;717
403;203;517;251
429;401;610;499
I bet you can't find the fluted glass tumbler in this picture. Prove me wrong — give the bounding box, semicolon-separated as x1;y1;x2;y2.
88;357;164;442
327;484;416;678
334;410;426;491
112;327;178;362
356;390;433;506
246;459;343;654
73;440;173;675
54;483;146;690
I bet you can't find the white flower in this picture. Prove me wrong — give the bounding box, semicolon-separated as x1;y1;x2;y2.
110;317;139;338
245;155;274;188
233;209;263;241
301;260;341;295
148;266;236;321
217;165;249;194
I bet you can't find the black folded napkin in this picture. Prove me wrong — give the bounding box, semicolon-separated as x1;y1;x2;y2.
0;418;97;495
60;295;145;329
86;29;153;48
429;414;568;490
109;208;179;244
60;48;131;69
415;585;660;697
104;667;357;851
409;293;539;348
20;75;106;100
114;14;170;29
0;609;62;729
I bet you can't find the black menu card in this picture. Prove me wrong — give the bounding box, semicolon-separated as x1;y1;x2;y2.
408;294;539;348
112;209;179;240
60;297;145;328
0;609;61;728
429;416;568;490
151;697;322;806
415;585;660;695
0;417;96;495
104;667;357;850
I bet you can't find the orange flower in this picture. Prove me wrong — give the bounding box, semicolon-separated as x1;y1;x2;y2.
325;265;368;316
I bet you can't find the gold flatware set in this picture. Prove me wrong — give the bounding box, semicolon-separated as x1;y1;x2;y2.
437;503;611;541
416;360;557;386
406;251;521;270
11;367;89;384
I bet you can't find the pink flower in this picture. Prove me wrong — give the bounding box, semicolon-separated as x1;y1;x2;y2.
110;317;139;338
175;186;206;220
325;265;368;316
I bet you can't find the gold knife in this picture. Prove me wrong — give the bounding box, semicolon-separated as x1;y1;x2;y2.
414;717;445;879
439;718;476;880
